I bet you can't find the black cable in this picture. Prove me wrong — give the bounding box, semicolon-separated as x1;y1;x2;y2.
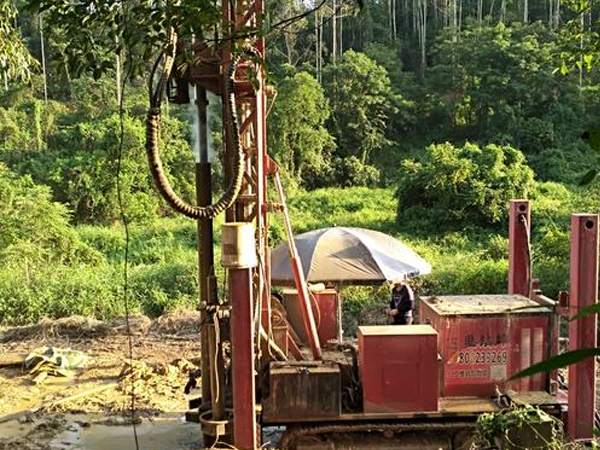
146;42;257;219
116;5;140;449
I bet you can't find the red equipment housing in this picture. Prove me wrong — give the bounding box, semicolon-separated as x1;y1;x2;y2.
358;325;439;413
420;294;552;397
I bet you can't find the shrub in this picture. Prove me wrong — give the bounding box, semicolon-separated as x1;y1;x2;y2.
331;156;380;188
0;163;99;267
396;142;536;228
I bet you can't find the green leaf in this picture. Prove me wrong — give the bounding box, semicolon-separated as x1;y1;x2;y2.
510;348;600;380
570;302;600;321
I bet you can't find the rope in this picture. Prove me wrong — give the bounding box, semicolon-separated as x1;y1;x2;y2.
146;31;261;219
116;4;140;448
213;312;221;403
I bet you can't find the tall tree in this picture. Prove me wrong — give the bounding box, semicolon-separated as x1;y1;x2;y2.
268;71;334;183
323;50;394;164
0;0;38;86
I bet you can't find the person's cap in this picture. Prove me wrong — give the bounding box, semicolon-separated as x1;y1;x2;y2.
392;276;404;285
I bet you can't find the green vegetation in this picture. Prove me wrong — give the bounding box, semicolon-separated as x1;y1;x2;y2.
0;0;599;328
474;405;563;449
397;142;536;228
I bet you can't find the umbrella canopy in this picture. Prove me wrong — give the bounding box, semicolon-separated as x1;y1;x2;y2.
270;227;431;285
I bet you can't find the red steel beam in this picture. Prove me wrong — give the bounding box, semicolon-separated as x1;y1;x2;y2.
568;213;599;440
230;268;257;449
508;200;531;297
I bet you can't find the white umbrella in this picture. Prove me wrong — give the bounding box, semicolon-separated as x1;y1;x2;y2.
270;227;431;285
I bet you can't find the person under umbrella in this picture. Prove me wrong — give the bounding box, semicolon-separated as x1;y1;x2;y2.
387;277;414;325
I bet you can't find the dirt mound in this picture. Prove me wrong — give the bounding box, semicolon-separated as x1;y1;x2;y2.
107;314;152;335
149;310;203;336
0;310;203;343
0;316;111;343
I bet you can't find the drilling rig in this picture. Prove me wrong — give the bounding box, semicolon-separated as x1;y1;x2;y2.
145;1;599;448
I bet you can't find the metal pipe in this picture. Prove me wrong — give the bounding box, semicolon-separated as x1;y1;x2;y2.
568;213;598;440
230;268;258;449
195;86;225;420
274;171;322;360
531;294;556;307
508;200;531;297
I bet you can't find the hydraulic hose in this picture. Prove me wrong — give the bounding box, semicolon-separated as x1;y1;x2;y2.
146;33;256;219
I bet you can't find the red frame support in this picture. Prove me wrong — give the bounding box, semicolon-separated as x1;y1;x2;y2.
222;0;267;446
568;214;598;440
508;200;531;297
230;268;257;449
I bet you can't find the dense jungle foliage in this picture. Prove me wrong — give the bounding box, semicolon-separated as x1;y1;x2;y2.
1;0;600;330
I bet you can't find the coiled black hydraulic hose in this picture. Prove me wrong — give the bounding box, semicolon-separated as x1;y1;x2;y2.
146;33;255;219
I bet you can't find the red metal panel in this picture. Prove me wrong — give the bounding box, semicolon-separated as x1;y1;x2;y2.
282;289;339;347
508;200;531;297
230;268;257;449
314;290;339;345
358;325;438;413
568;214;599;440
420;296;550;397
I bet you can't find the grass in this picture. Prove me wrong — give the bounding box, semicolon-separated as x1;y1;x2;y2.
0;186;576;326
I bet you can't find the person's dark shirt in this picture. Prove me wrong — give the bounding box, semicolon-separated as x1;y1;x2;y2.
390;285;414;325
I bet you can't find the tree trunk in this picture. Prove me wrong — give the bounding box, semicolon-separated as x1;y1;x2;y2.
404;0;409;37
115;36;122;105
63;55;74;99
315;10;318;73
39;14;48;104
417;0;427;78
523;0;528;23
332;0;337;63
452;0;457;40
388;0;393;41
579;11;584;95
392;0;397;42
339;11;343;57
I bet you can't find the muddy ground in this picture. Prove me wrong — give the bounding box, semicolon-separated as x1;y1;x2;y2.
0;312;209;450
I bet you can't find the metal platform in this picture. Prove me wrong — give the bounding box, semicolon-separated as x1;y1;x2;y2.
262;392;563;425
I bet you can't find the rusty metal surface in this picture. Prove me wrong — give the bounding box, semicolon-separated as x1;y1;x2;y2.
438;396;500;413
282;289;340;346
313;290;339;345
281;421;475;449
568;214;599;440
420;297;551;396
262;395;506;424
358;325;438;413
230;268;257;449
262;362;341;422
294;431;452;450
507;390;562;406
420;294;550;316
508;200;531;297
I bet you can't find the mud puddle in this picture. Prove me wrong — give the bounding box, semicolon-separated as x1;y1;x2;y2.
0;413;203;450
57;414;202;450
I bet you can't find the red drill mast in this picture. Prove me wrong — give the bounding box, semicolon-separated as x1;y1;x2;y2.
145;1;600;447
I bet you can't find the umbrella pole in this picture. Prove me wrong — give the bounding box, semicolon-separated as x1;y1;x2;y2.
274;171;322;360
337;283;343;344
